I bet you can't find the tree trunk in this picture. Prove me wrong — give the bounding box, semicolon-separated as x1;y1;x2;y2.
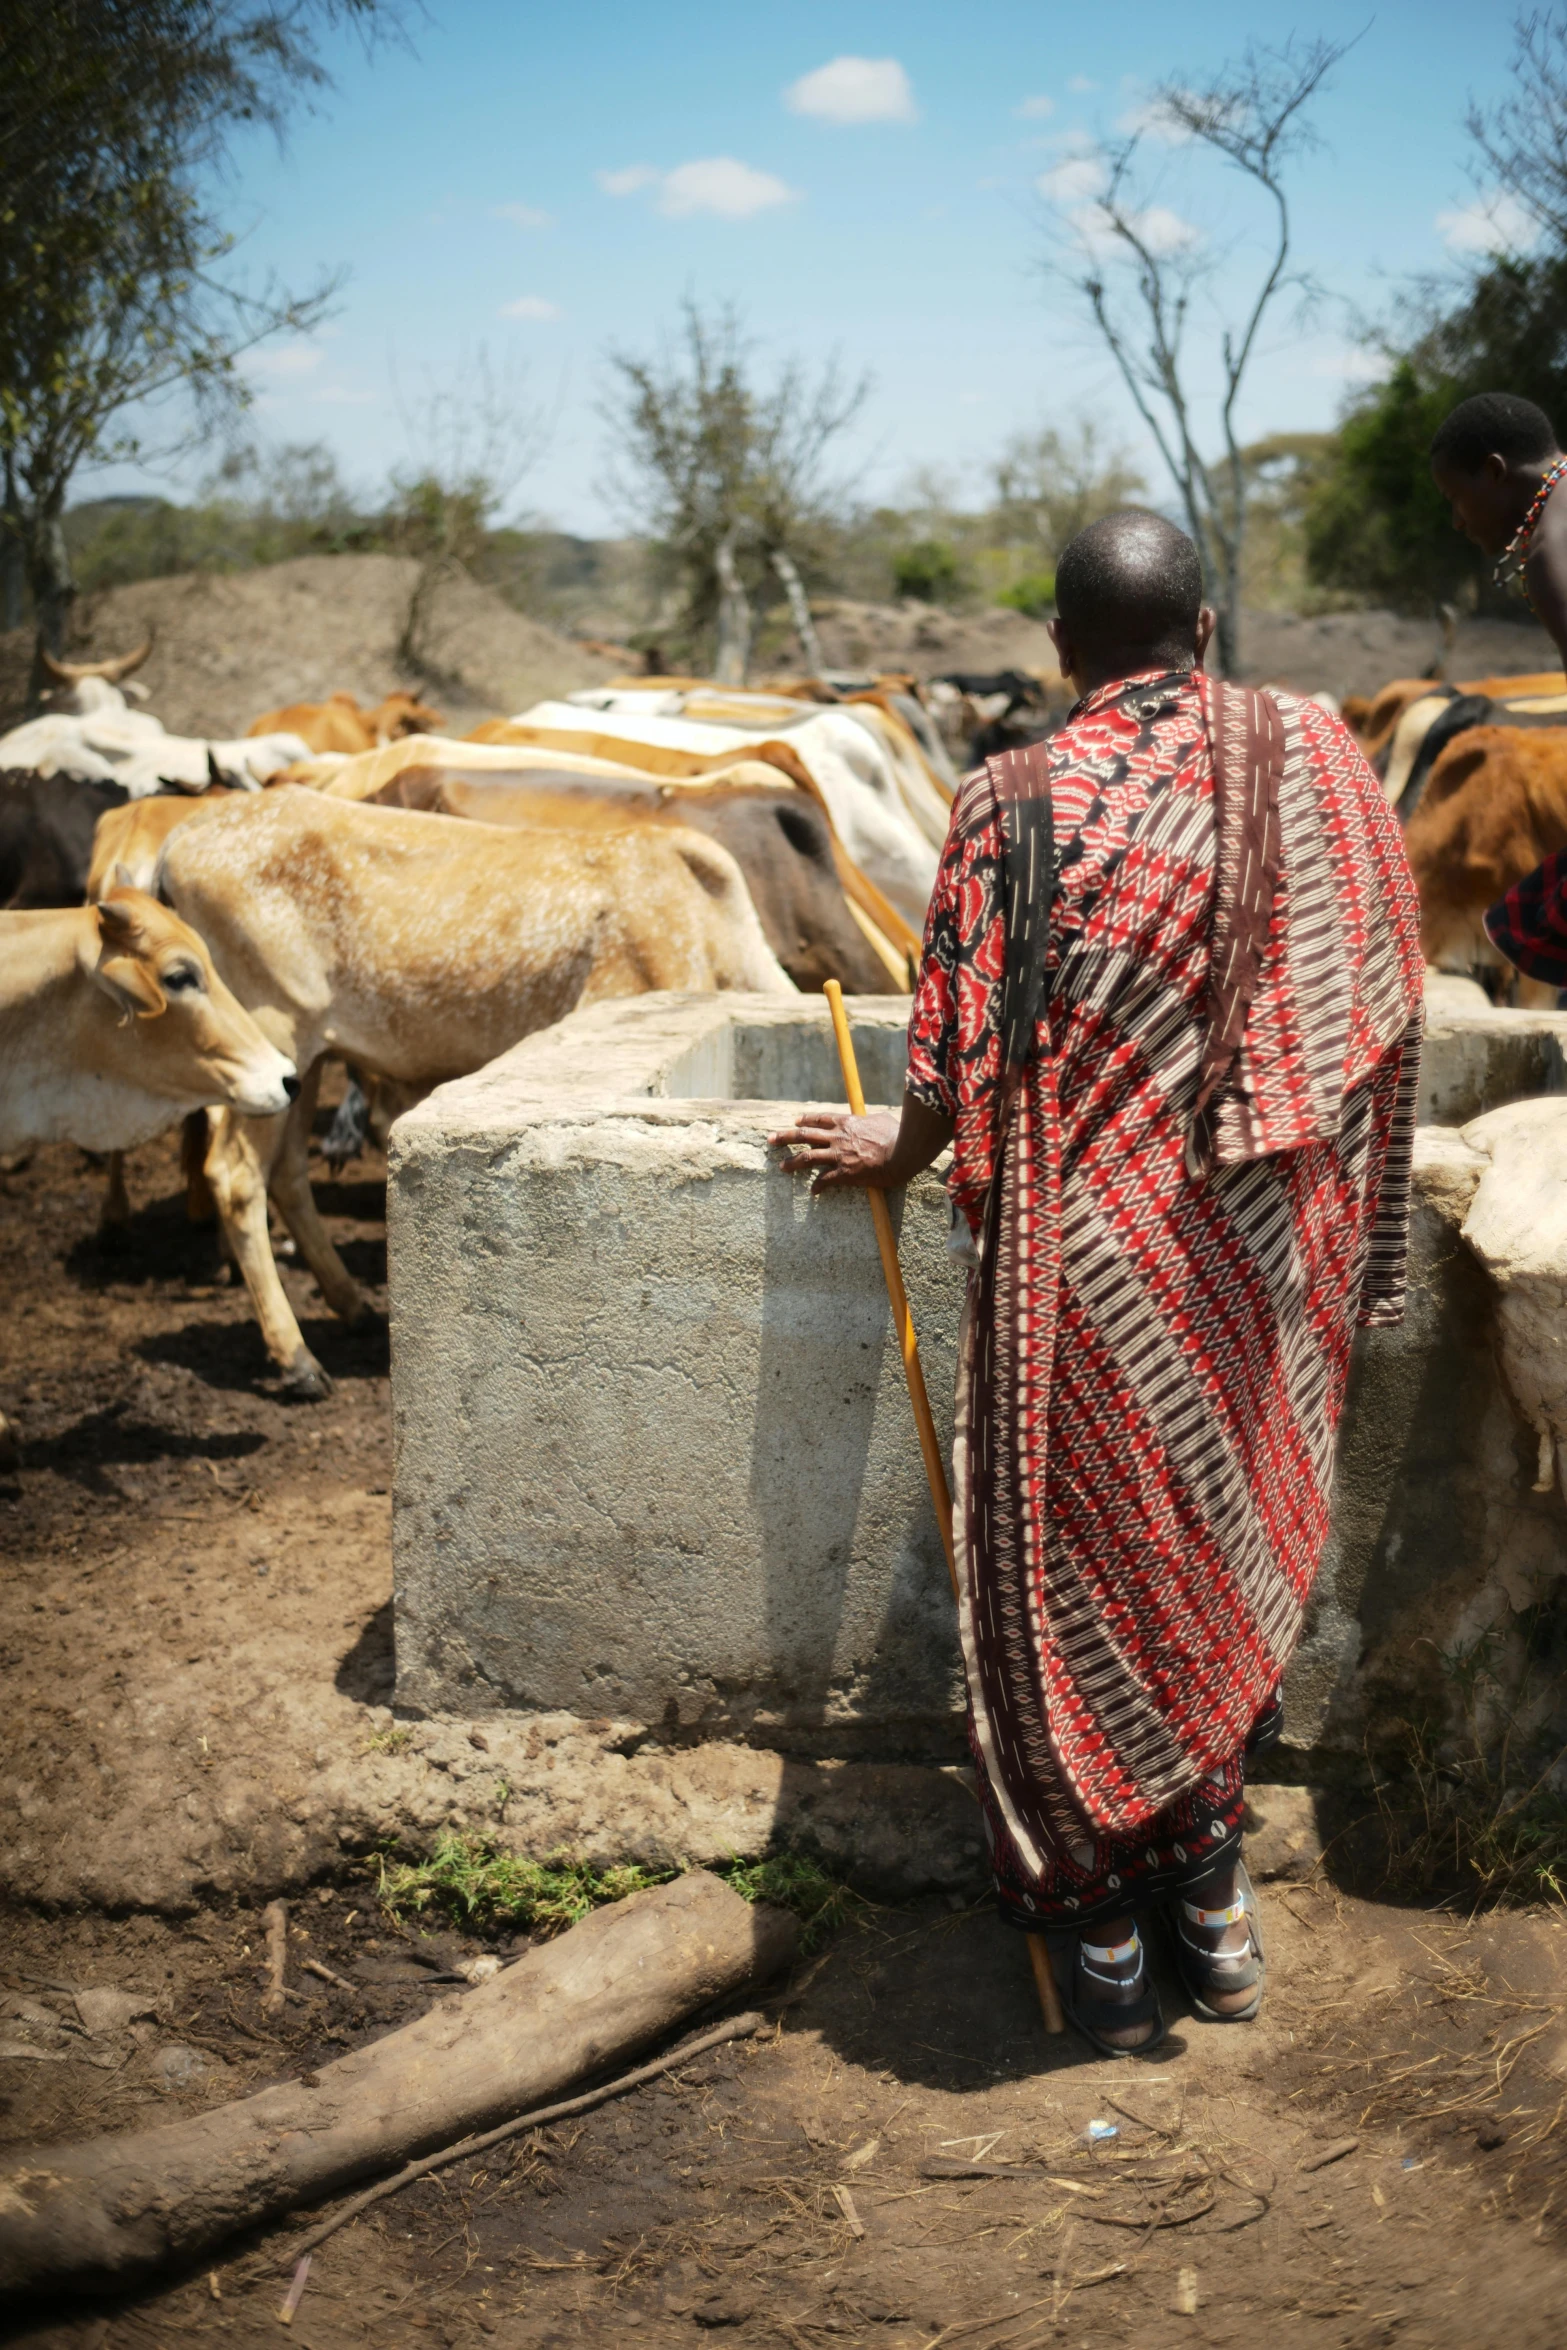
0;1871;795;2298
1213;599;1238;680
24;492;75;711
0;463;24;635
713;532;752;685
771;548;825;676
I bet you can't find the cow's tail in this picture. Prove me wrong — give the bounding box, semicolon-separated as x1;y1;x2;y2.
664;827;797;994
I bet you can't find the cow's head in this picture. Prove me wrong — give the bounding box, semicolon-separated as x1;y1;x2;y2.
85;887;299;1117
374;691;445;742
40;639;154;714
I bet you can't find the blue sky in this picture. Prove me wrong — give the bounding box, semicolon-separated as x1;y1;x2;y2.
99;1;1527;534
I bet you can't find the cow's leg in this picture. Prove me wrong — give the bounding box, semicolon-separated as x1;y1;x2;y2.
266;1063;366;1328
203;1105;331;1399
322;1065;372;1171
99;1151;130;1240
181;1111;215;1223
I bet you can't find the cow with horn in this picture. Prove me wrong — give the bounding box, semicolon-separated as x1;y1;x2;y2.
0;639;310;798
37;638;155;716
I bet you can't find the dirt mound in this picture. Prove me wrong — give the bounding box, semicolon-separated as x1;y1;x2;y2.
774;596;1058;681
1238;606;1561;698
0;554;624;738
2;560;1556;738
775;595;1560;703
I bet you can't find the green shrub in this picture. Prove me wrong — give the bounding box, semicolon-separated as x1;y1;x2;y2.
995;571;1055;618
893;538;965;605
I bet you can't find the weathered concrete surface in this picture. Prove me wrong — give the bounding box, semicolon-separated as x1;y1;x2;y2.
391;997;966;1757
1416;1003;1567;1125
1295;1118;1567;1764
390;989;1567;1787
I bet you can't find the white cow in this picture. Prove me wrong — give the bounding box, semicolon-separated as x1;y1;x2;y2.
0;646;309;798
519;697;940;928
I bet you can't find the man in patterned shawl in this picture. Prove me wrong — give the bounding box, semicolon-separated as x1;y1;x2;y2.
773;511;1424;2054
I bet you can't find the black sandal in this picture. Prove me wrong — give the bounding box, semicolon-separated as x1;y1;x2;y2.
1060;1922;1167;2059
1166;1861;1265;2023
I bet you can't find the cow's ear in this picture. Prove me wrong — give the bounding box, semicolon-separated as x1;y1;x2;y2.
93;901;166;1020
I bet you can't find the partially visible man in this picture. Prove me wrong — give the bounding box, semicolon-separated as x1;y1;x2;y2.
1430;392;1567;649
774;512;1424;2053
1430;392;1567;984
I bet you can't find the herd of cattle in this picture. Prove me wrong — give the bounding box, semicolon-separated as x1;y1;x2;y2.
0;642;1563;1413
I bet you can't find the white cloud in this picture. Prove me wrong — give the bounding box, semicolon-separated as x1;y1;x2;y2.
1436;190;1538;255
493;202;553;229
1136;203;1199;254
1068;75;1098;94
1016;95;1055;120
1066;198;1200;261
500;295;561;320
250;342;323;379
657;157;798;219
1037;155;1109;205
784;56;917;125
598;164;659;196
1117;96;1193;145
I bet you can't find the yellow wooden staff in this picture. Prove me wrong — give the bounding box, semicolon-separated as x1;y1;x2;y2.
822;980;1066;2037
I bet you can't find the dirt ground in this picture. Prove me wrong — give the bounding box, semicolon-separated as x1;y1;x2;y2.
4;1128;1567;2347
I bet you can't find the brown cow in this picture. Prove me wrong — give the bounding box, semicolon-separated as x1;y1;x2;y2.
159;787;793;1394
1457;670;1567;701
245;690;444;754
1342;680;1436;756
1403;726;1567;992
1345;671;1567;760
87;787;236;898
365;762;896;994
0;889;298;1156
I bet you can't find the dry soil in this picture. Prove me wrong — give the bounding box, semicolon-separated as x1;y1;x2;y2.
3;1123;1567;2345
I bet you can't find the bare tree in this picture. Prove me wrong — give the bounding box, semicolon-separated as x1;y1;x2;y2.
1466;9;1567;245
387;345;547;675
1046;35;1349;675
601;300;868;683
990;418;1147;564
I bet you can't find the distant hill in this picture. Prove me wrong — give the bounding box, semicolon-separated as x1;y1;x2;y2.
0;555;625;736
2;550;1556;733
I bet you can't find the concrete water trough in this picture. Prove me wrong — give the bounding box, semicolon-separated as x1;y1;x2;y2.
387;989;1567;1783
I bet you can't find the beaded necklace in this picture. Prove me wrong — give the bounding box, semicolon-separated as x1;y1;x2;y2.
1493;454;1567;602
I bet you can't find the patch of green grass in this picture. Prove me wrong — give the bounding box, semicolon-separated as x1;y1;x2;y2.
372;1837;671;1934
370;1835;861;1947
720;1852;861;1949
361;1726;415;1756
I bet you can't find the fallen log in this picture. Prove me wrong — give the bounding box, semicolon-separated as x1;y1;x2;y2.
0;1869;795;2297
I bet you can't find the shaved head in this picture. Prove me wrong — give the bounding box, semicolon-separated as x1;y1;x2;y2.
1053;509;1205;677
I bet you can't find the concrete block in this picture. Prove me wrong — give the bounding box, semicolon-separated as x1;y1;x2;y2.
389;991;1567;1790
390;997;965;1755
1417;1006;1567;1126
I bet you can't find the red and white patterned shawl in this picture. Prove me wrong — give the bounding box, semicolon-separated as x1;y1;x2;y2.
906;669;1424;1871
